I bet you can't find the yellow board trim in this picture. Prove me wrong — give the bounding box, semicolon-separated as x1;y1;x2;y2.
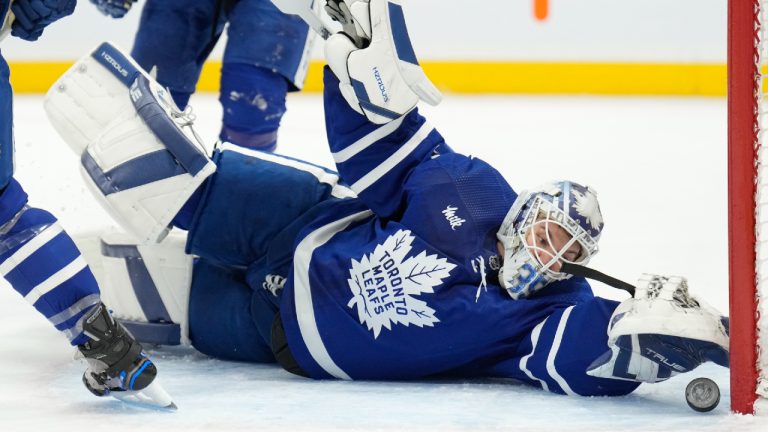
9;60;727;96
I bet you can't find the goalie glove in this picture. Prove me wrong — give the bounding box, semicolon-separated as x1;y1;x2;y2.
10;0;76;41
324;0;442;124
586;274;729;383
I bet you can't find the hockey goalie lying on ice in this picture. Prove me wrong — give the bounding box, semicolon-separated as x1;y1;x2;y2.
42;0;729;403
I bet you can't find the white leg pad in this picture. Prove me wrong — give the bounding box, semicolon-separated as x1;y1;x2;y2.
75;230;193;346
44;42;216;243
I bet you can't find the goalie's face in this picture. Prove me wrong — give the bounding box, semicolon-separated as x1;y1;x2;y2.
524;219;582;273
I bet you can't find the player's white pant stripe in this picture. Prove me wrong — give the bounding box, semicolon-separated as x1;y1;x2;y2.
332;116;406;163
546;306;578;396
293;210;374;379
24;256;88;305
0;223;64;276
221;143;356;199
519;318;550;392
350;122;433;194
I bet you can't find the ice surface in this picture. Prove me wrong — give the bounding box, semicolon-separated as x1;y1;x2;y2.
1;93;760;431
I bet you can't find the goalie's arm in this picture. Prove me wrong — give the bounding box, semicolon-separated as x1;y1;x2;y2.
324;67;451;219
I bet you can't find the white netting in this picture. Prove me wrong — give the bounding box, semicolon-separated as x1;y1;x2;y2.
757;0;768;412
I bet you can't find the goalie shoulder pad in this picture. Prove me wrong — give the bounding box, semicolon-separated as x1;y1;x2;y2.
44;42;216;243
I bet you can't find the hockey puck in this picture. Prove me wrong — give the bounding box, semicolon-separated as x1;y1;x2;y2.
685;377;720;412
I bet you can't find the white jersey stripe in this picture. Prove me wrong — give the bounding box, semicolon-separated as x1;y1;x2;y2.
350;122;434;194
221;143;357;199
25;256;88;305
0;223;64;276
293;210;374;379
332;116;406;163
519;318;550;392
546;306;578;396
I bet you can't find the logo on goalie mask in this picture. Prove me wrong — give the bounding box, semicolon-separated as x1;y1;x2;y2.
496;181;603;299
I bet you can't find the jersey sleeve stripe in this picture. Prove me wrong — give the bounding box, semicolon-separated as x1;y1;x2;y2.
349;121;434;194
546;305;578;395
332;115;406;163
292;210;374;380
519;318;551;392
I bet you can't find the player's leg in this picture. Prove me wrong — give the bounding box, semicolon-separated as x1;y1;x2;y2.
184;145;354;267
1;52;100;344
130;0;224;109
187;258;276;362
2;51;165;403
218;0;313;151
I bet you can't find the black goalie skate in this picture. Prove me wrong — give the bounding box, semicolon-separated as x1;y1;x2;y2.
78;303;176;410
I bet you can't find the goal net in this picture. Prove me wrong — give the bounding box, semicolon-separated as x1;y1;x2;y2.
729;0;768;415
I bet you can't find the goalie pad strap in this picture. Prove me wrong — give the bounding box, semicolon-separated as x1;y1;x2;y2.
91;42;142;88
119;320;182;346
82;149;186;196
130;77;209;176
92;43;210;177
101;241;173;323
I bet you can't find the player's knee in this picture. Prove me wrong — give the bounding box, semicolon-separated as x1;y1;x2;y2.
219;63;289;151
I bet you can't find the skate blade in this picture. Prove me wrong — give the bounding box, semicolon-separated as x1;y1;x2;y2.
112;380;177;411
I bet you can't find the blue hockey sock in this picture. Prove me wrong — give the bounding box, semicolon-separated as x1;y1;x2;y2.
0;53;14;190
218;63;288;152
0;179;101;345
169;89;193;111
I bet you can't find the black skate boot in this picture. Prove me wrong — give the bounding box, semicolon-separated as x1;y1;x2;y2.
77;303;174;409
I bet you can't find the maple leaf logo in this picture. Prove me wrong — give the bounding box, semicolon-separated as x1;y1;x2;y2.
347;229;456;338
573;187;603;231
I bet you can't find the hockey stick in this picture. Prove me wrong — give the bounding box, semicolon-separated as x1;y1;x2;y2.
560;262;636;296
271;0;334;39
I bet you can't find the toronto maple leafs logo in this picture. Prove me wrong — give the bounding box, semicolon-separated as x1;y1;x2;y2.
347;229;457;338
572;187;603;232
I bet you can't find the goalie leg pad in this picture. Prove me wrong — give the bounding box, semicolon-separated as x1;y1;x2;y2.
75;230;193;346
44;42;216;243
587;274;729;383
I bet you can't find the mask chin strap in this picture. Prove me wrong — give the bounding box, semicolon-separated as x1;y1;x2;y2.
560;262;636;297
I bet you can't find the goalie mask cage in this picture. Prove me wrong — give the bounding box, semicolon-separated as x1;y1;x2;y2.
729;0;768;415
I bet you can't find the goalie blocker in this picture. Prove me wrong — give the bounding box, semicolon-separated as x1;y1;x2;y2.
44;41;216;244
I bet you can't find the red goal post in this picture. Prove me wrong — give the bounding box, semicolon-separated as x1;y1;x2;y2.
728;0;767;415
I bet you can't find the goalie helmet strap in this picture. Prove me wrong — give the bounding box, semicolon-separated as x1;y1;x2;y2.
560;263;636;296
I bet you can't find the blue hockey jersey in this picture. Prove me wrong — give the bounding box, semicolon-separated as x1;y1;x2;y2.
276;70;609;390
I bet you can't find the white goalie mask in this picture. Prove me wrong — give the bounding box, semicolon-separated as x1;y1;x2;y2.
496;181;604;299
